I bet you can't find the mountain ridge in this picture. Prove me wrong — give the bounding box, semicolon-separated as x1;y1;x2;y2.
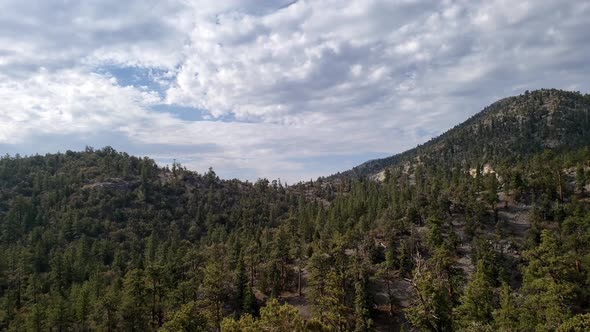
328;88;590;181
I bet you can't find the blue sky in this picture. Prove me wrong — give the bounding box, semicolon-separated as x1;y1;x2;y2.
0;0;589;182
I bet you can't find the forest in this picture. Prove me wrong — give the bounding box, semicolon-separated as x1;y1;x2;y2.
1;89;590;331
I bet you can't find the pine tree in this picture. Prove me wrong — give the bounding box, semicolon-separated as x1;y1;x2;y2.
221;299;305;332
242;285;259;316
146;263;166;329
234;256;248;313
493;283;518;331
519;230;574;331
48;292;73;332
320;270;348;331
202;261;229;332
307;251;330;322
378;248;399;316
556;313;590;332
120;269;149;331
26;302;47;332
405;255;452;331
454;261;496;329
258;298;305;331
72;282;92;331
95;284;122;332
160;301;208;332
354;275;371;332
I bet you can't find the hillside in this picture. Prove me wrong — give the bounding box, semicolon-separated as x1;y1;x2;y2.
332;89;590;180
1;91;590;331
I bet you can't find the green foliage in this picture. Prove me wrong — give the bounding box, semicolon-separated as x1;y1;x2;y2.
405;255;453;331
518;230;576;331
221;298;305;332
159;301;207;332
258;298;306;331
492;283;518;331
121;269;149;331
556;313;590;332
1;118;590;332
202;261;230;331
334;89;590;180
454;261;496;329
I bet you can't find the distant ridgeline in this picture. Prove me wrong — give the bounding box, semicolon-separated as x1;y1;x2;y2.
1;89;590;331
330;89;590;180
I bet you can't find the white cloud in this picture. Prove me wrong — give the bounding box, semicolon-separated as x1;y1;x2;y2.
0;69;159;142
0;0;589;181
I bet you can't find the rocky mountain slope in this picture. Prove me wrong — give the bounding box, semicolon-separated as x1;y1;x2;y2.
331;89;590;180
1;90;590;331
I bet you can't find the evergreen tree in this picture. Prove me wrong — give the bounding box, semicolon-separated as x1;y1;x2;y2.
202;261;229;332
159;301;208;332
454;261;496;329
493;283;518;332
320;270;348;331
120;269;149;331
405;255;452;331
353;275;372;332
519;230;574;331
94;284;122;332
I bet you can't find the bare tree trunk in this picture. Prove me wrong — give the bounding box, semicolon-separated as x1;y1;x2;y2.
557;170;564;203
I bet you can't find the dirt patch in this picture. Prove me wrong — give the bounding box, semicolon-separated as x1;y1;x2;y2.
498;203;531;238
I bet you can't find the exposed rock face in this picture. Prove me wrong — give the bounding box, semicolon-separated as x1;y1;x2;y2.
82;178;140;191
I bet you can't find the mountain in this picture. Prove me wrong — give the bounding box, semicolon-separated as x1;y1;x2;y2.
332;89;590;180
1;89;590;331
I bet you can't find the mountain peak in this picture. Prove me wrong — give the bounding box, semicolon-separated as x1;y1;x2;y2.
333;89;590;180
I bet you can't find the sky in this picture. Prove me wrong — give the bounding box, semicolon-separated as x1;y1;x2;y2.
0;0;589;182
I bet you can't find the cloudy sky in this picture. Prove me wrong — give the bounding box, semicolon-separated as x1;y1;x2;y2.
0;0;589;182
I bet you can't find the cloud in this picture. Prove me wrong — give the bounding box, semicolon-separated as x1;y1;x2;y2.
0;69;158;142
0;0;589;182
